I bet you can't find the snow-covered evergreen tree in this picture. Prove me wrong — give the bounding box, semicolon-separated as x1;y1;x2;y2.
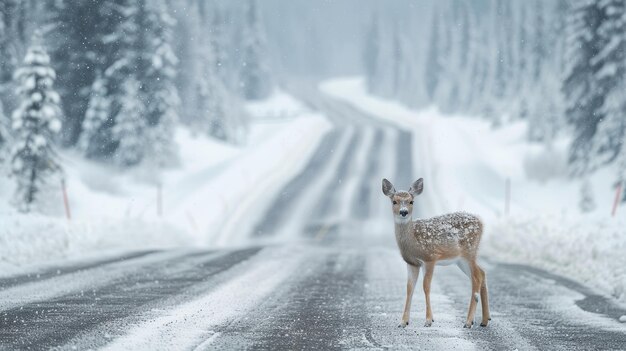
0;0;17;84
47;0;110;147
239;0;272;100
140;0;180;168
78;73;111;157
112;78;145;167
363;14;382;94
365;15;395;99
563;1;611;176
424;4;445;101
176;0;249;144
10;33;62;212
591;0;626;168
102;0;181;167
210;6;231;86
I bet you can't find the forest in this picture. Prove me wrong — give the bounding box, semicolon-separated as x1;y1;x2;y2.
364;0;626;207
0;0;271;211
1;0;626;212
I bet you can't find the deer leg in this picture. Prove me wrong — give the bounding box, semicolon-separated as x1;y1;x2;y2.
464;261;483;328
478;265;491;327
399;263;420;328
423;261;435;327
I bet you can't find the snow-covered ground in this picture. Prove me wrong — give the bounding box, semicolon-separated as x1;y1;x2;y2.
321;77;626;304
0;89;331;272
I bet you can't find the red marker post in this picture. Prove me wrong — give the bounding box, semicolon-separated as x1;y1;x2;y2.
612;183;622;217
61;178;71;221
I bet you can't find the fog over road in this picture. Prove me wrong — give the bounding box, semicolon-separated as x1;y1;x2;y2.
1;91;625;350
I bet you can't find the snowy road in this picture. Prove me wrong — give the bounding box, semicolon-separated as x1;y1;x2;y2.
2;92;625;350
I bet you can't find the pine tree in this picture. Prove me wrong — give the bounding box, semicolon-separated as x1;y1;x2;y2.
364;14;381;94
394;27;427;109
180;0;249;144
78;72;111;157
47;0;109;147
465;10;489;116
210;6;231;86
425;4;444;101
140;0;180;168
101;0;151;166
10;33;62;212
487;0;514;125
239;0;272;100
591;0;626;167
0;0;33;86
562;1;608;176
0;0;17;84
112;78;145;167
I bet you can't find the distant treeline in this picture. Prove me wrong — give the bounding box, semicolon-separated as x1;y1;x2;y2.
364;0;626;203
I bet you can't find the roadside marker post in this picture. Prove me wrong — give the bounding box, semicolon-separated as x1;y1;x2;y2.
61;178;71;221
612;183;622;217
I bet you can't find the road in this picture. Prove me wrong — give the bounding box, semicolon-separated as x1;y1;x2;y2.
1;89;625;350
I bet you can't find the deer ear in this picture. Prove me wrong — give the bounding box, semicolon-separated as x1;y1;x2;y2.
409;178;423;196
382;178;396;197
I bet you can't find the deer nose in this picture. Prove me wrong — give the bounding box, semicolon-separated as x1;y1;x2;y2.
400;209;408;217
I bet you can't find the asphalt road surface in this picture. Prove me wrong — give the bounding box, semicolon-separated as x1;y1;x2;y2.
1;89;625;350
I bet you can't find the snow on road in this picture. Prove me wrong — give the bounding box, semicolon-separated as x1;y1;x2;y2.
0;83;624;350
100;247;306;351
321;77;626;305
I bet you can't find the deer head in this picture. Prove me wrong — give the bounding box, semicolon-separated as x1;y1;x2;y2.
382;178;423;223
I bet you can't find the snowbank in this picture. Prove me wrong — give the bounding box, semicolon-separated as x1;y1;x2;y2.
321;77;626;303
487;214;626;302
0;92;330;269
0;215;187;269
245;89;308;120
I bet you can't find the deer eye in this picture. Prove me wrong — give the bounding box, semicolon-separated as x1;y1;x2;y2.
393;201;397;205
410;201;413;204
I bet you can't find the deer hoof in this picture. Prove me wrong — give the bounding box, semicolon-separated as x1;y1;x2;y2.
463;321;473;329
424;319;433;327
480;322;488;327
398;321;409;328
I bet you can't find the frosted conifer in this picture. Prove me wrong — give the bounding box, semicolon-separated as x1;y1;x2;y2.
10;32;63;211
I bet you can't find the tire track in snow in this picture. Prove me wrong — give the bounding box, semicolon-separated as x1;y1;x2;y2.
0;250;159;290
310;128;364;221
97;247;306;351
0;248;261;350
306;128;372;241
207;249;371;350
352;128;385;219
252;129;344;237
0;250;200;312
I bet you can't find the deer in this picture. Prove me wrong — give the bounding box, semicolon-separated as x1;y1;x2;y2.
382;178;490;329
